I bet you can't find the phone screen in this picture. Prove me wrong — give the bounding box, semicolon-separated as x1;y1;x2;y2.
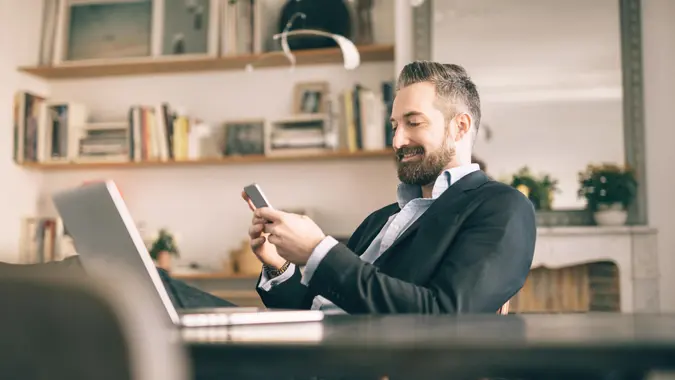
244;184;273;209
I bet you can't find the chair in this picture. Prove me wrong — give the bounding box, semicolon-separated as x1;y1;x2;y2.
497;300;510;315
0;262;189;380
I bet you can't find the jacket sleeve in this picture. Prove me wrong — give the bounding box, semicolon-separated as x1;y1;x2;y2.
305;190;537;314
255;209;381;310
255;266;311;310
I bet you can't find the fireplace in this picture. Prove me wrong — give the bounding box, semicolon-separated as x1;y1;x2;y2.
514;226;660;313
510;261;620;313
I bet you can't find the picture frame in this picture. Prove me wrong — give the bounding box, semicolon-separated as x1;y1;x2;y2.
155;0;219;58
54;0;160;65
293;81;329;115
265;114;329;157
222;119;266;156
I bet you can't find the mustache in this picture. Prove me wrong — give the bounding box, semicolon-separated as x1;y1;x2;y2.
395;146;425;161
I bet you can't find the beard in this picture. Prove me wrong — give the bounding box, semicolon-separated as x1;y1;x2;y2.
396;144;455;186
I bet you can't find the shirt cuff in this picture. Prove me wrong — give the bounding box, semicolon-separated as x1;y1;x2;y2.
257;263;296;292
301;236;339;286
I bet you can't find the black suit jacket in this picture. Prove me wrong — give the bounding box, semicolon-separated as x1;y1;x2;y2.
257;170;537;314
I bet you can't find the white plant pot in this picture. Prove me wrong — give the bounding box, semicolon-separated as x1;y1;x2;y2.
593;205;628;226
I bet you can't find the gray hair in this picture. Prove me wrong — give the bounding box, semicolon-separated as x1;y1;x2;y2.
396;61;481;141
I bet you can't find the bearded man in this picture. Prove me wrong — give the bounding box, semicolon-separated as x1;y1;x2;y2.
245;61;537;314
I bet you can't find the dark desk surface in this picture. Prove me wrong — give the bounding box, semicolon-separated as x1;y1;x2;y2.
184;313;675;380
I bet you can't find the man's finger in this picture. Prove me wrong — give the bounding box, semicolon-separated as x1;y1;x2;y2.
252;216;267;225
251;236;266;250
248;223;263;238
242;193;256;212
267;234;281;246
255;207;283;222
263;223;277;236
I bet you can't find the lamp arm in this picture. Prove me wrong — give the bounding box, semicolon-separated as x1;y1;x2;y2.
272;29;361;70
272;29;337;40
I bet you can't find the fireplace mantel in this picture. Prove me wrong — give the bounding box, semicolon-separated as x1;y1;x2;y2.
533;226;659;313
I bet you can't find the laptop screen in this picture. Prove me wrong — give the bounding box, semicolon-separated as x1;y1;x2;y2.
51;181;181;326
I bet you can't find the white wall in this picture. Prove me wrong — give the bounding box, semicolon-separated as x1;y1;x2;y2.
642;0;675;312
432;0;624;209
0;0;50;262
35;0;398;266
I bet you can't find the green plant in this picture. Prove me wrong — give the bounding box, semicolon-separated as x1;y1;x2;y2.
148;229;180;260
509;166;559;210
578;163;638;211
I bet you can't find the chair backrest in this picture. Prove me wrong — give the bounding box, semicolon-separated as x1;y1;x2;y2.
0;263;189;380
497;300;510;315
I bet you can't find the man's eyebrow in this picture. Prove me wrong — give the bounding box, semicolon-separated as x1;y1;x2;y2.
403;111;424;118
390;111;425;122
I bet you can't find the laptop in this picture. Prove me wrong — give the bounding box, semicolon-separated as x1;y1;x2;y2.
51;180;324;328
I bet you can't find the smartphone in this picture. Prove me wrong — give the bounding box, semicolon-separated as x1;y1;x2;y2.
243;183;273;209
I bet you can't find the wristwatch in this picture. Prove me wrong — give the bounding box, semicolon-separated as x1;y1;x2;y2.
264;261;290;278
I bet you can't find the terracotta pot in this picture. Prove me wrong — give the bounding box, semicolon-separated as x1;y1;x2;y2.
156;251;172;271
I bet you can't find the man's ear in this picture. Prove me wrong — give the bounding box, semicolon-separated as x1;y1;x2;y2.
454;113;472;141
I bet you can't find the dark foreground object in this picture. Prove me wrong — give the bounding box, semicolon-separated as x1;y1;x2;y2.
186;313;675;380
0;256;235;309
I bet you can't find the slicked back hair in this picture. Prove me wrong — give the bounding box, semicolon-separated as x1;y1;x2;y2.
396;61;481;142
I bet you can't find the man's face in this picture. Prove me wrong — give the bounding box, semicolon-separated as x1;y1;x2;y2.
390;82;456;186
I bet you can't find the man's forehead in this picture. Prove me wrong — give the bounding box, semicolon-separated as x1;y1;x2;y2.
391;88;437;120
391;110;426;119
394;83;436;106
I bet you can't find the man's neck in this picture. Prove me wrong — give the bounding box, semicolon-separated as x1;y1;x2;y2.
421;178;448;198
421;162;460;198
421;185;435;199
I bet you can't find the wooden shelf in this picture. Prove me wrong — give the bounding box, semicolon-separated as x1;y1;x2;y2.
18;44;395;80
17;149;394;171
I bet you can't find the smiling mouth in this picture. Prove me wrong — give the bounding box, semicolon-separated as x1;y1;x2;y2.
399;152;423;162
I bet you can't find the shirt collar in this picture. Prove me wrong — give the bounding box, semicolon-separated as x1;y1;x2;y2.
396;164;481;208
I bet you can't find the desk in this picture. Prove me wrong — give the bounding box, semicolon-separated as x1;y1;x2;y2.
184;313;675;380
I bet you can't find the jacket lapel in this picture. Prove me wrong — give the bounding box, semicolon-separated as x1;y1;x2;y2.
373;170;490;265
354;206;399;255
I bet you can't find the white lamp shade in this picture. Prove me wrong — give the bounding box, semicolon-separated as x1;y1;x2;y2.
271;29;362;70
333;34;361;70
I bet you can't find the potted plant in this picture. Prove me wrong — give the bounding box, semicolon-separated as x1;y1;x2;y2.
509;167;559;210
149;229;180;271
577;163;638;226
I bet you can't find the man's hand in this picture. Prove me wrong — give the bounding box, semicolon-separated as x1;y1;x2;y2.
241;192;287;269
254;208;326;266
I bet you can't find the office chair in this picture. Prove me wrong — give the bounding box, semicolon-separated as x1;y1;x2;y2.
0;263;189;380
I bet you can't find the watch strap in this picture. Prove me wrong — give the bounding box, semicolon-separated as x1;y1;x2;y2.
263;260;290;278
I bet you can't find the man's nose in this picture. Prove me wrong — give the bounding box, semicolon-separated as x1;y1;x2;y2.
392;128;410;150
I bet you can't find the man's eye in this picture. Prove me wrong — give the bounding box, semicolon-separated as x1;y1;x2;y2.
408;121;421;127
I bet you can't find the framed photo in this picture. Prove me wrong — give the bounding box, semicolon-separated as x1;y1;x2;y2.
54;0;159;64
222;119;266;156
156;0;219;58
293;82;329;115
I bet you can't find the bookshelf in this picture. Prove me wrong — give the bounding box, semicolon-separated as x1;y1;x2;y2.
18;149;394;171
18;44;395;80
